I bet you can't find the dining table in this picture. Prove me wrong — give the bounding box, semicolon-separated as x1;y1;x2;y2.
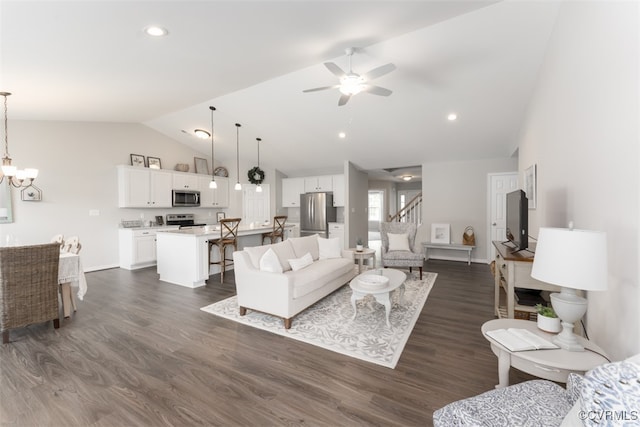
58;252;87;318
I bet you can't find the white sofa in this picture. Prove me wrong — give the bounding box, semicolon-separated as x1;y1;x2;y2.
233;234;357;329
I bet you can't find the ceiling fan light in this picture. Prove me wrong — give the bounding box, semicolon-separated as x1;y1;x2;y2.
402;175;412;181
340;75;364;96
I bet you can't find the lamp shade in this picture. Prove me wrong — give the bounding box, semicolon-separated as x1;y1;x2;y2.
531;227;608;291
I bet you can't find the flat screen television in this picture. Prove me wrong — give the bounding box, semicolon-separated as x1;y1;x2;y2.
505;189;528;251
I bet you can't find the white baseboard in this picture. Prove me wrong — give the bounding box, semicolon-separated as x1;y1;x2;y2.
85;263;119;272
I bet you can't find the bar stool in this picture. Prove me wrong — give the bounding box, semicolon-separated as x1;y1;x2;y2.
208;218;241;283
262;215;287;245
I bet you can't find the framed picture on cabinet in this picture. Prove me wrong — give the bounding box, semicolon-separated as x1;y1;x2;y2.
194;157;209;174
147;156;162;170
130;153;146;167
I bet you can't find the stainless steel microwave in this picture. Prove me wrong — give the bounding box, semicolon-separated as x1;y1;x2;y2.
172;190;200;207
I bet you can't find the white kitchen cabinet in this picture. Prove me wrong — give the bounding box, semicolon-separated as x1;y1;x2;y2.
285;223;300;239
117;165;172;208
119;227;178;270
304;175;333;192
172;172;199;190
282;177;305;207
328;222;345;249
198;175;229;208
332;174;345;207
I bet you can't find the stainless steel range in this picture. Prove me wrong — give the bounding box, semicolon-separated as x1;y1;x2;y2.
165;213;206;229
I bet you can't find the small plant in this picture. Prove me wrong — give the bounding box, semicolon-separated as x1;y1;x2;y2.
535;304;557;318
356;237;363;246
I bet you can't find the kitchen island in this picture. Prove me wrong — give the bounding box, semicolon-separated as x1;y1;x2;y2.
156;223;292;288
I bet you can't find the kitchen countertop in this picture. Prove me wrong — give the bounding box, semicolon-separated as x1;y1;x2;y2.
119;225;180;231
157;223;294;237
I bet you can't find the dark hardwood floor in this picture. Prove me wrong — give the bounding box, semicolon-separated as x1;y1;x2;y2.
0;260;534;426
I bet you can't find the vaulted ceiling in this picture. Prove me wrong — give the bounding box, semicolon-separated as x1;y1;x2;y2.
1;1;560;176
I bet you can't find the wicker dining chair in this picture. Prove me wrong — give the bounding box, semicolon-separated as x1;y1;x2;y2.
0;243;61;344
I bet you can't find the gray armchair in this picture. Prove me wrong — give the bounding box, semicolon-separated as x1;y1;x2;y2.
380;222;425;279
1;243;60;343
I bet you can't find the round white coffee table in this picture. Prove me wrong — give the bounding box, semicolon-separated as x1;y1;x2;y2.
349;268;407;327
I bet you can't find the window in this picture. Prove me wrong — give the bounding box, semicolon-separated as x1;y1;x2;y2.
368;191;384;221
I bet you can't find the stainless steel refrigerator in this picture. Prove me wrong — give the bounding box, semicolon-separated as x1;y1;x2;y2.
300;192;336;238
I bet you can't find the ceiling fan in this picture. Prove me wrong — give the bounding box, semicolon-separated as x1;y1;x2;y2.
303;47;396;106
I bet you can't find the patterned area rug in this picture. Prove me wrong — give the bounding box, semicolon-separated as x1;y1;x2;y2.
200;271;436;368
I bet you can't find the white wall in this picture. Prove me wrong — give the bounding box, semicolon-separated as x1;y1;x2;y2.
421;157;517;263
0;120;277;271
345;161;369;248
517;1;639;360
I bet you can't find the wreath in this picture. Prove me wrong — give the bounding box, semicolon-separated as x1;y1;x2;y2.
248;166;265;184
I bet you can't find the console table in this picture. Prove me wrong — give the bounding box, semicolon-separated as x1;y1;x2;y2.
482;319;608;388
423;242;474;265
492;241;560;319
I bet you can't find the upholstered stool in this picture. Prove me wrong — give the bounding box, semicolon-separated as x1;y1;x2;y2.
262;215;287;245
208;218;241;283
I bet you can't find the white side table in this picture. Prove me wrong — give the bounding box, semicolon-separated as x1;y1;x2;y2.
349;248;376;273
482;319;608;389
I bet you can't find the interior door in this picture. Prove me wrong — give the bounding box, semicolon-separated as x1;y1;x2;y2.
242;184;270;225
488;172;518;262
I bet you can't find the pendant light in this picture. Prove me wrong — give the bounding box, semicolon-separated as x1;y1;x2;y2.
208;106;217;189
0;92;38;187
255;137;262;193
234;123;242;191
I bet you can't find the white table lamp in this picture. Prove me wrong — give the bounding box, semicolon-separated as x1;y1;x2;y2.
531;227;607;351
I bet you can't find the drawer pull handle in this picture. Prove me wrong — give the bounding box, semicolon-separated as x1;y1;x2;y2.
534;364;561;373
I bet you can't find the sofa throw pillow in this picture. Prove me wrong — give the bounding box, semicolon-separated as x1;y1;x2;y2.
578;360;640;427
388;233;410;251
288;252;314;271
244;245;270;269
270;239;296;271
289;234;320;260
318;237;342;260
259;248;283;273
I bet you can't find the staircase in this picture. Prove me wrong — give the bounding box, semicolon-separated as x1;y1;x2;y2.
388;192;422;225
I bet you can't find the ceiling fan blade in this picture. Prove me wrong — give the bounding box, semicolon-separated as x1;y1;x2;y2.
324;62;347;78
303;85;340;93
363;85;393;96
338;94;351;106
362;63;396;81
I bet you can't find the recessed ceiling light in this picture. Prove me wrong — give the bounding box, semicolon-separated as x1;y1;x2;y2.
144;26;168;37
338;132;346;139
447;113;458;121
194;129;210;139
